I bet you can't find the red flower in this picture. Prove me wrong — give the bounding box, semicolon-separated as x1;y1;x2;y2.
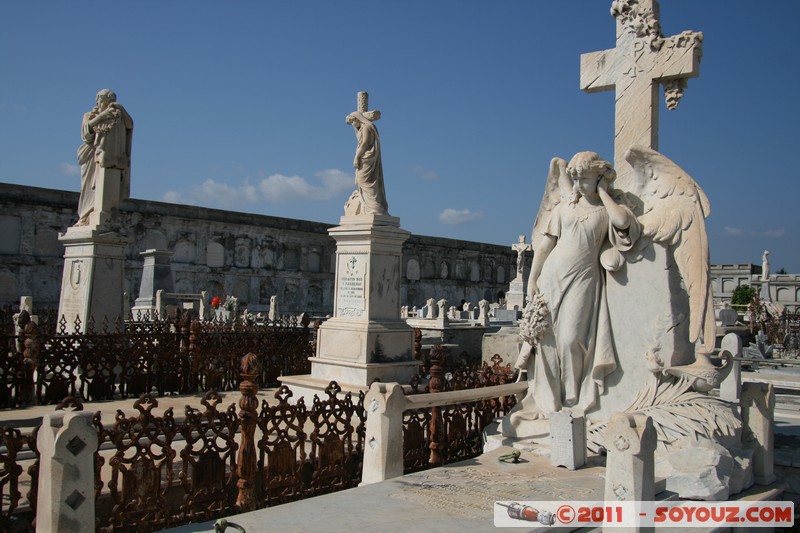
211;296;221;309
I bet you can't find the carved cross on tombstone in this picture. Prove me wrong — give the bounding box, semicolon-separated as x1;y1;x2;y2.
580;0;702;183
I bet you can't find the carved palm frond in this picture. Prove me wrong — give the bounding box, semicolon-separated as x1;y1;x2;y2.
588;374;740;453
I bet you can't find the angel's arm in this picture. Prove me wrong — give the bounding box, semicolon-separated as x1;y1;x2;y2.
527;234;556;298
598;182;630;229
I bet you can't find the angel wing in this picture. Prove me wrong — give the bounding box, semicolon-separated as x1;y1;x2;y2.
626;145;715;353
531;157;568;253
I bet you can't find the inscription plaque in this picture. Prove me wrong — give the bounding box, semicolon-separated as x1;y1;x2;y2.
337;254;367;317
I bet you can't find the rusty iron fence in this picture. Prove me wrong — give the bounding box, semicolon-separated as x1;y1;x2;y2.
0;385;365;532
0;342;516;532
402;350;517;473
0;310;314;408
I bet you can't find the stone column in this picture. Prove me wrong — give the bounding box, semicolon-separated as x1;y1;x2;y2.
604;413;656;531
719;333;743;403
131;249;174;319
36;411;98;532
360;382;406;485
550;410;586;470
741;382;775;485
306;215;417;385
57;227;129;331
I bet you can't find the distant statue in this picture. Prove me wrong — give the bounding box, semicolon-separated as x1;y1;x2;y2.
76;89;133;226
511;236;531;281
761;250;770;281
344;91;388;216
268;295;278;321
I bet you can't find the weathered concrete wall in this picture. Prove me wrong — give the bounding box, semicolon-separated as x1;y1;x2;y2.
0;183;514;315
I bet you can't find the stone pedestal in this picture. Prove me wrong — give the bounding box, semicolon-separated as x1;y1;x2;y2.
604;413;656;532
131;249;174;318
505;276;526;311
57;227;129;331
550;411;586;470
720;333;743;403
361;382;406;485
282;215;417;396
36;411;98;532
741;382;776;485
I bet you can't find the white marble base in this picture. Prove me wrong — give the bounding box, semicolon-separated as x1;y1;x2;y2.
57;227;129;331
505;277;526;311
283;214;417;392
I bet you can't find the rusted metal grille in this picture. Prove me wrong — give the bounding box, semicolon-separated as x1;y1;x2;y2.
0;346;517;532
402;353;517;473
0;310;314;406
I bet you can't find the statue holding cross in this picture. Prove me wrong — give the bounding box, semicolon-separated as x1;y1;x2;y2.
580;0;702;184
344;91;389;216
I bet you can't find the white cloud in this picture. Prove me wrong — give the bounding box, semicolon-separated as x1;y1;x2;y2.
723;226;785;238
259;169;351;202
162;191;185;204
60;163;79;176
414;165;440;181
439;208;484;225
161;168;352;208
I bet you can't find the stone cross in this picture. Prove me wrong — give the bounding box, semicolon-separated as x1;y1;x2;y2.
356;91;380;121
580;0;702;182
511;236;532;280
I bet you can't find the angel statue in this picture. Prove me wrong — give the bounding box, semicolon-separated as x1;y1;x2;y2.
503;152;640;438
503;147;725;440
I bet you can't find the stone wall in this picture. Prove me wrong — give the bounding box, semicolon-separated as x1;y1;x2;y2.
711;263;800;312
0;183;513;315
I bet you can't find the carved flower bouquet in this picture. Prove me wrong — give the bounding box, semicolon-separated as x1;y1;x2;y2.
519;292;550;345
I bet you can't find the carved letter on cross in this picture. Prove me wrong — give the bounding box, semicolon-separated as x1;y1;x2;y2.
580;0;702;184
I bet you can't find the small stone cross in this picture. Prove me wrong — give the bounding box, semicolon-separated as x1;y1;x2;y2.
580;0;702;184
511;236;532;278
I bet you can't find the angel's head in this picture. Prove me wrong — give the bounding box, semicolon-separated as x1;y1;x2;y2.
566;152;615;203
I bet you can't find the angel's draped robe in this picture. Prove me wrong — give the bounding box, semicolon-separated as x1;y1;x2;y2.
77;106;133;223
354;120;388;215
505;199;639;438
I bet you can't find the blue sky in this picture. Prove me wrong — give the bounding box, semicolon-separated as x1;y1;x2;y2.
1;1;799;271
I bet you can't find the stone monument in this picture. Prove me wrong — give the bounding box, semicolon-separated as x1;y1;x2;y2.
57;89;132;331
282;92;417;395
505;235;531;311
76;89;134;228
131;249;174;318
502;1;753;499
